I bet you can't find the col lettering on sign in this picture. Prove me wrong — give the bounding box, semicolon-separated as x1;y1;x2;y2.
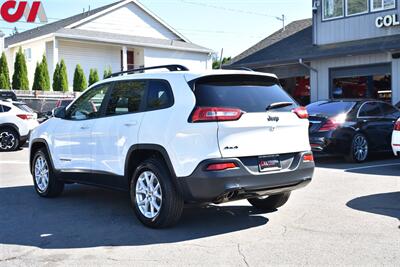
375;14;400;28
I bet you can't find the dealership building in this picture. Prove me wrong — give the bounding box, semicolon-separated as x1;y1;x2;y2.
228;0;400;106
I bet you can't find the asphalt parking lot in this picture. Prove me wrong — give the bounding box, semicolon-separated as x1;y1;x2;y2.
0;148;399;266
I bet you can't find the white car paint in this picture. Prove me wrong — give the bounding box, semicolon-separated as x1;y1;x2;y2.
392;119;400;156
0;100;39;137
30;69;311;178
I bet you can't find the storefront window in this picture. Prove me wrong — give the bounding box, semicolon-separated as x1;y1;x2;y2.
371;0;396;11
332;75;391;102
323;0;344;20
347;0;369;16
280;77;310;106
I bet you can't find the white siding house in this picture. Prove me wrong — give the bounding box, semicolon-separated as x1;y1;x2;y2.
3;0;212;91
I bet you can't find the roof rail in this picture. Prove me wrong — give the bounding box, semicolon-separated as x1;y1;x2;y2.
107;64;189;78
222;66;254;72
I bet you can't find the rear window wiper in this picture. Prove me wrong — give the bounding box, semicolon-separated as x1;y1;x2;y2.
266;102;294;111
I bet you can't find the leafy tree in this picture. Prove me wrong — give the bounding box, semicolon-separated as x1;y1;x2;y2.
32;62;43;91
103;66;112;79
0;52;11;89
212;56;231;69
73;64;87;92
12;47;29;90
52;63;60;91
41;55;50;91
89;68;99;86
59;59;68;92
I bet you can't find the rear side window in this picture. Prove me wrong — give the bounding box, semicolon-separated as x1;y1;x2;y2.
359;102;383;117
147;80;173;110
192;75;296;112
307;101;356;117
14;103;33;113
2;105;11;112
379;103;400;118
106;80;146;115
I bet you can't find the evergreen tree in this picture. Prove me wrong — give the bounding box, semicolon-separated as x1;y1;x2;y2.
32;62;42;91
12;47;29;90
52;63;60;91
0;52;11;89
103;66;112;79
41;55;50;91
59;59;68;92
89;68;99;86
73;64;87;92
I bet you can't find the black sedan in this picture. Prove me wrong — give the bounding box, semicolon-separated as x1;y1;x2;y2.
306;99;400;162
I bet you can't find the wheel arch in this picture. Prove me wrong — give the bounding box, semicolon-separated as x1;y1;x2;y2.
125;144;177;184
0;123;20;136
30;139;55;175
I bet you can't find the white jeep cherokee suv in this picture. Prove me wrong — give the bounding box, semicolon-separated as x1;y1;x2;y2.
29;65;314;228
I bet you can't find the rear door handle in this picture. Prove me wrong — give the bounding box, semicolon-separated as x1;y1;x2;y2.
124;122;137;127
80;126;90;130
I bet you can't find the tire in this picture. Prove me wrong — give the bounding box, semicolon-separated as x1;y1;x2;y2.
0;128;19;152
130;158;183;228
32;149;64;198
248;192;291;210
345;133;369;163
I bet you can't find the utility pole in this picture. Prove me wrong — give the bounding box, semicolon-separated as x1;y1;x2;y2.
219;48;224;69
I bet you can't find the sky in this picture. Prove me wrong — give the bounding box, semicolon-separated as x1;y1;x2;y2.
0;0;312;58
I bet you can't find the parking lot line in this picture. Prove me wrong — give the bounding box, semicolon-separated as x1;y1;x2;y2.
344;163;400;172
0;161;28;165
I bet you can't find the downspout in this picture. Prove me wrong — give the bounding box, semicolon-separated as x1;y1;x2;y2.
299;58;319;101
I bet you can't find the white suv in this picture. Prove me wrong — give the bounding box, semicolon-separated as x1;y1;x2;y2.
29;65;314;228
0;100;39;151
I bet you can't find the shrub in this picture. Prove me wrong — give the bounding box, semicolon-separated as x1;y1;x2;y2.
52;63;60;91
59;59;68;92
41;55;50;91
12;47;29;90
103;66;112;79
0;52;11;89
32;62;43;91
89;68;99;86
73;64;87;92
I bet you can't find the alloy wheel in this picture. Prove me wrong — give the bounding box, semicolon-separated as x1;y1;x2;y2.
353;135;368;162
34;156;50;193
0;131;15;150
135;171;163;219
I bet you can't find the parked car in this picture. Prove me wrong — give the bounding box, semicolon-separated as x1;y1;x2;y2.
0;90;18;101
0;99;39;151
307;99;400;162
392;118;400;156
29;65;314;228
55;99;74;108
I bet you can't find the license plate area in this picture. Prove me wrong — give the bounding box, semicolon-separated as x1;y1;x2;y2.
258;155;281;172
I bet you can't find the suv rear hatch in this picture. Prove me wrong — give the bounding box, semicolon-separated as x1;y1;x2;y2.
189;74;310;158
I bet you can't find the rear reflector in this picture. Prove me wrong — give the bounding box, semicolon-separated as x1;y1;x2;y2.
292;107;309;119
303;153;314;162
16;114;33;120
206;162;238;171
191;107;243;122
394;120;400;131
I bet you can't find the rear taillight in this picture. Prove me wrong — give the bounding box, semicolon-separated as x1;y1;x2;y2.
318;114;346;132
303;153;314;163
394;120;400;131
55;100;61;108
16;114;33;120
206;162;238;171
292;107;309;119
191;107;243;122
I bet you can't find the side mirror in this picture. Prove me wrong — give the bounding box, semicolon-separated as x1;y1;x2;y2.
53;107;67;119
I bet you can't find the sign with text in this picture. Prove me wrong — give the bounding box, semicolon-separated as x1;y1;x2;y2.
375;14;400;28
0;1;47;23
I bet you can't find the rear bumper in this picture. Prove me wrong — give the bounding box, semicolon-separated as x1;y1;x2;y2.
177;152;314;203
309;131;350;156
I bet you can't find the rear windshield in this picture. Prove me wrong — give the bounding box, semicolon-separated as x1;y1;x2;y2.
191;75;296;112
14;103;34;113
307;101;356;117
